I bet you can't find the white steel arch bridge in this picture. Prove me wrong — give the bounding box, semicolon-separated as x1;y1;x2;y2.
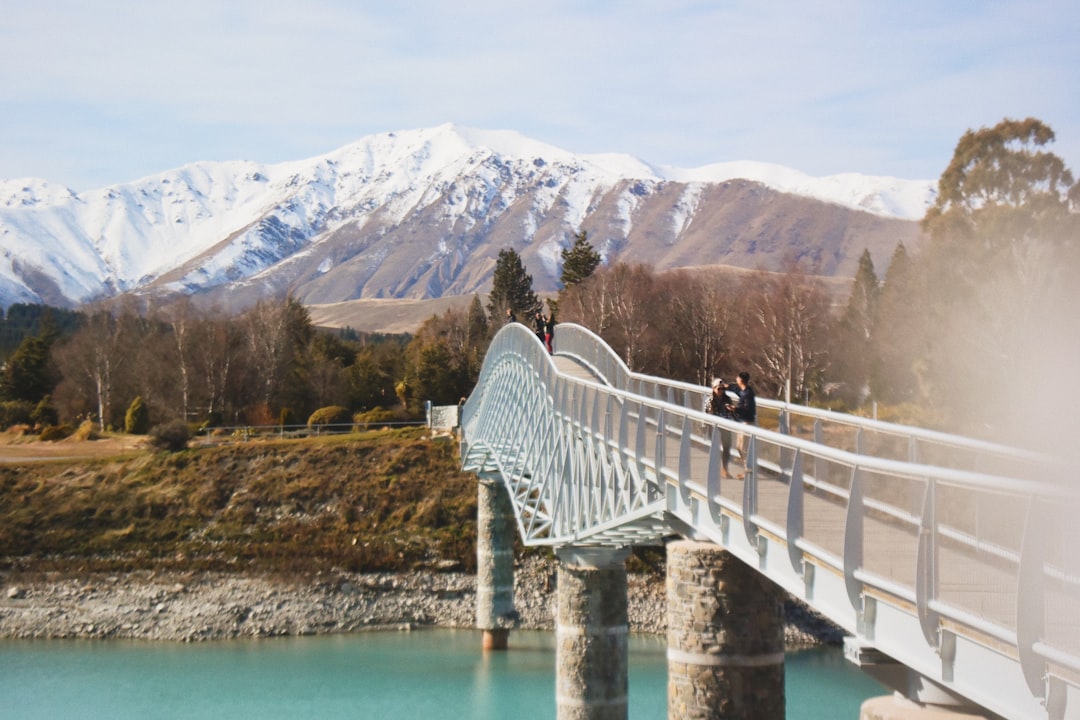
460;323;1080;720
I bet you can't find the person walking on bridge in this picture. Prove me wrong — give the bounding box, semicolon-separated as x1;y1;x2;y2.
732;371;756;478
704;378;734;479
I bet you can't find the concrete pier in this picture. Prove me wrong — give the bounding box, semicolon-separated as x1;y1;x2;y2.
667;540;785;720
476;473;518;650
556;546;630;720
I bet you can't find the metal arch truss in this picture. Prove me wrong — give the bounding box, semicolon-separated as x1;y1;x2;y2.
460;323;1080;720
461;327;667;547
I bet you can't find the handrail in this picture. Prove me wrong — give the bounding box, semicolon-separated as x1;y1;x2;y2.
463;323;1080;720
552;322;1050;474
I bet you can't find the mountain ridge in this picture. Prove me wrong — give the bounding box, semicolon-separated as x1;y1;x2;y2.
0;124;933;311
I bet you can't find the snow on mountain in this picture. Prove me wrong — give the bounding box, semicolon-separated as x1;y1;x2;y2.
0;123;935;310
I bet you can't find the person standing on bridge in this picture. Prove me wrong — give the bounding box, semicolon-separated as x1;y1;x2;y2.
704;378;734;479
543;312;555;354
532;311;546;345
732;371;756;478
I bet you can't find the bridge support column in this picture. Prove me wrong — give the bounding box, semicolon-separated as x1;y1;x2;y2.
476;472;517;650
556;546;630;720
667;540;785;720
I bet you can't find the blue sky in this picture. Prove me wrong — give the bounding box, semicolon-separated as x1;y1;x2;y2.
2;0;1078;192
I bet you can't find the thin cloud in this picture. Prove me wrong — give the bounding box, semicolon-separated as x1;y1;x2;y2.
1;0;1077;190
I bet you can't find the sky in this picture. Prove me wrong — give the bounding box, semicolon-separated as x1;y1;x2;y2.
1;0;1078;192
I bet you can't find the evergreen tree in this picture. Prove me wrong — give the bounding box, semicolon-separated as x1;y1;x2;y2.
487;248;540;323
870;244;920;405
832;249;879;407
0;332;56;403
560;230;602;288
125;395;150;434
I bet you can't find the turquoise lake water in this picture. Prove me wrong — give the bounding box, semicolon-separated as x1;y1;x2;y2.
1;630;884;719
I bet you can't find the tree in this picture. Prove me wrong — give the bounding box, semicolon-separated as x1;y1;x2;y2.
53;308;136;430
558;263;659;371
242;297;313;415
487;248;541;323
916;117;1080;437
560;230;602;288
660;270;737;385
740;268;832;403
125;396;150;434
831;249;880;407
0;332;56;403
871;243;922;405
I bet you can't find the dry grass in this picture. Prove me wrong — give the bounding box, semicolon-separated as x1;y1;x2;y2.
0;428;479;576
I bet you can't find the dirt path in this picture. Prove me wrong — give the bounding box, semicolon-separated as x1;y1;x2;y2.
0;433;147;463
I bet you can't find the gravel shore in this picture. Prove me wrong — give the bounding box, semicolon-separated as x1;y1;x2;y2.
0;556;842;646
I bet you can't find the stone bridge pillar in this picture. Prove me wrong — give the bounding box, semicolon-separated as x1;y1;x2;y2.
667;540;785;720
476;472;518;650
556;546;630;720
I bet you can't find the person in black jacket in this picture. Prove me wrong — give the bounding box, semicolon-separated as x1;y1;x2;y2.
533;311;546;344
732;371;756;477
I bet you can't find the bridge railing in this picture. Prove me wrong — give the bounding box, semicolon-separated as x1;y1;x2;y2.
552;322;1046;477
467;323;1080;720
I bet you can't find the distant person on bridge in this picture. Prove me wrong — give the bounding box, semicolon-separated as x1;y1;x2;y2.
533;311;546;345
505;307;517;325
703;378;734;479
732;371;756;478
543;312;555;354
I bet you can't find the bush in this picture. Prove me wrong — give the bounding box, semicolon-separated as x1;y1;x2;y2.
353;408;398;427
39;424;74;442
31;395;59;428
125;396;150;435
0;400;34;430
307;405;352;430
279;407;296;428
149;419;190;452
72;420;100;441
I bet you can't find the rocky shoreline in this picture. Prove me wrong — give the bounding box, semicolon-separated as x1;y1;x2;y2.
0;556;843;646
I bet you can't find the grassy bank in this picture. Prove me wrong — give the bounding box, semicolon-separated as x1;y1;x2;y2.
0;429;480;576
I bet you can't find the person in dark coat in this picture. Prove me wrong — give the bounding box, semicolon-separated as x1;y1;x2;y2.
732;371;756;477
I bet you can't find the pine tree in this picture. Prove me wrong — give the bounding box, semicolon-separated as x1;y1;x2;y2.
125;395;150;435
0;332;55;403
487;248;541;322
872;243;920;404
560;230;602;288
832;249;879;407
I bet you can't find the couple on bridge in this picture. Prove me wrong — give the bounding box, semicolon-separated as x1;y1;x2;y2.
704;372;756;479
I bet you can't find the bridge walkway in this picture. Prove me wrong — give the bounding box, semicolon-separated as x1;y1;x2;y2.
460;323;1079;720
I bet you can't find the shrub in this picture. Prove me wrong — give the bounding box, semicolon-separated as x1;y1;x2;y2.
72;420;100;441
125;396;150;435
279;407;296;428
0;400;34;430
149;420;190;452
307;405;352;431
31;395;59;428
353;408;397;427
39;424;74;442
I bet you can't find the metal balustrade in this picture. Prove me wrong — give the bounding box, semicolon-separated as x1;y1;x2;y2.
461;323;1079;720
553;322;1049;477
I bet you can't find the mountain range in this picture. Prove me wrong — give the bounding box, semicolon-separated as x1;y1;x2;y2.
0;124;934;316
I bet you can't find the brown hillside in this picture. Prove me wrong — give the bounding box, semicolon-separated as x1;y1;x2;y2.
0;429;479;575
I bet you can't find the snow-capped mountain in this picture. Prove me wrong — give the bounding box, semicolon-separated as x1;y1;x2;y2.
0;124;934;310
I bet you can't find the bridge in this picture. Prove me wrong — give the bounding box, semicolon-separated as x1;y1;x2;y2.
459;323;1079;720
